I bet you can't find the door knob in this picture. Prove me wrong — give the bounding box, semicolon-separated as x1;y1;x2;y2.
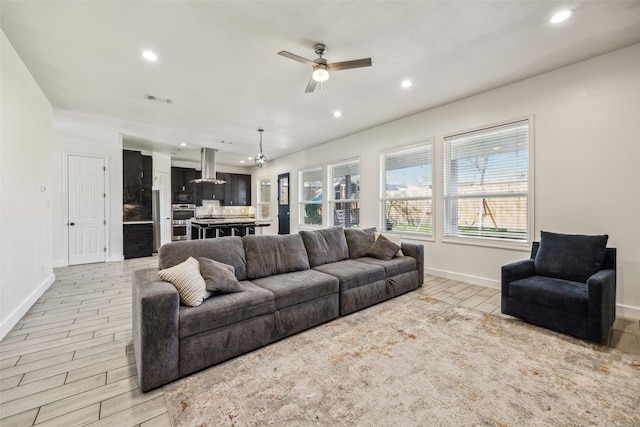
69;222;75;226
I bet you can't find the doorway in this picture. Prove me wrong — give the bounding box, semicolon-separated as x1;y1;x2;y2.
278;172;290;235
68;155;106;265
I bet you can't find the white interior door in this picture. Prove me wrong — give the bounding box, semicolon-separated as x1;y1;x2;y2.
68;155;106;265
154;171;172;246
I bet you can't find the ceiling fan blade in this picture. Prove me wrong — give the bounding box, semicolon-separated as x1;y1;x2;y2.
327;58;372;71
305;75;317;93
278;51;316;67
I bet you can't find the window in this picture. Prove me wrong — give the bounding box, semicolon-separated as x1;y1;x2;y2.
328;159;360;228
257;177;271;220
380;142;433;235
299;167;323;226
444;119;531;243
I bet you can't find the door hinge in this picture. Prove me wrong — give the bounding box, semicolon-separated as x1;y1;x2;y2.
103;220;106;225
104;247;107;252
103;166;106;171
103;193;106;198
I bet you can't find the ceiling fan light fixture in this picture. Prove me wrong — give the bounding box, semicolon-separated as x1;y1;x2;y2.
312;66;330;82
254;129;268;168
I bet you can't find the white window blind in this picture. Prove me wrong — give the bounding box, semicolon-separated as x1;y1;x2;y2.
299;167;323;226
257;177;271;220
444;119;530;242
328;159;360;228
380;143;433;235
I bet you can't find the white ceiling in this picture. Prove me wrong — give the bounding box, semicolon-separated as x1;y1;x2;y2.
2;1;640;166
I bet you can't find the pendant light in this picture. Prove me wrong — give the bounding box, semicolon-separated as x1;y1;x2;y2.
254;128;268;168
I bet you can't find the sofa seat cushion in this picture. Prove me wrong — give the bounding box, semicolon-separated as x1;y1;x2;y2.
178;281;275;339
313;259;385;292
251;270;339;309
509;275;588;316
355;256;417;278
243;234;310;279
300;227;349;267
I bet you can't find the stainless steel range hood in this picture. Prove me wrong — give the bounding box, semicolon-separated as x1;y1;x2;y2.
191;148;226;184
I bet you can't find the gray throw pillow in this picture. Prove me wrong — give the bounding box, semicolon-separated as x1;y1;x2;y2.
199;257;243;294
367;234;401;261
534;231;608;282
300;227;349;267
344;227;376;259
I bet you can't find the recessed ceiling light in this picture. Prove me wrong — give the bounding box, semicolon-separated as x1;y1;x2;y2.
179;142;187;147
333;111;342;117
248;157;253;160
401;80;413;88
141;50;158;61
550;9;573;23
240;160;245;164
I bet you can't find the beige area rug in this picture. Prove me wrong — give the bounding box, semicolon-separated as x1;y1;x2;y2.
164;293;640;426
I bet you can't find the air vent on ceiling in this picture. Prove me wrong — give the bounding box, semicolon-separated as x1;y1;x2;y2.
144;94;172;104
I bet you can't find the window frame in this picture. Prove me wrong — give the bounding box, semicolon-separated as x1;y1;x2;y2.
256;176;271;221
327;157;361;228
379;140;434;239
442;116;534;249
299;166;324;227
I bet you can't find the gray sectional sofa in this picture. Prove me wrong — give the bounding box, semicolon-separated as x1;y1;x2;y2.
132;227;424;392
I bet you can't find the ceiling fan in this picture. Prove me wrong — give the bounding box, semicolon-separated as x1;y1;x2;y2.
278;43;372;93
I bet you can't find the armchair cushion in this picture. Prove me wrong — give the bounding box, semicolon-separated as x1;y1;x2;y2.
510;276;588;316
534;231;608;282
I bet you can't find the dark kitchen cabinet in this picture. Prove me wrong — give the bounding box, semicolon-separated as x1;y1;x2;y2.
233;174;250;206
218;173;251;206
171;167;197;202
123;150;152;221
123;223;153;259
213;173;226;200
172;167;250;206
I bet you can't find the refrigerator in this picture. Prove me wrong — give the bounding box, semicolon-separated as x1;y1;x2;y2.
152;190;161;253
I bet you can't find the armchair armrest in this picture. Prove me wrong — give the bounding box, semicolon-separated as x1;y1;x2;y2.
132;268;180;392
401;243;424;286
586;269;616;342
501;259;535;298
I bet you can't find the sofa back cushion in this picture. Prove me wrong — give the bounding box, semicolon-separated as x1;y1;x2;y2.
344;227;376;259
534;231;608;283
243;234;310;279
300;227;349;267
159;237;247;281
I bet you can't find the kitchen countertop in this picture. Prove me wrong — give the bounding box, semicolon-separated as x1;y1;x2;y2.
189;218;256;225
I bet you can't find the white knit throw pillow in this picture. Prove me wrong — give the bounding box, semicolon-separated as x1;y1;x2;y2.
158;257;211;307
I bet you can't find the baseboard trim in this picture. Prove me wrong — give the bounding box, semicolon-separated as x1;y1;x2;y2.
107;255;124;262
53;259;67;268
425;267;640;321
616;303;640;320
424;267;500;290
0;272;55;340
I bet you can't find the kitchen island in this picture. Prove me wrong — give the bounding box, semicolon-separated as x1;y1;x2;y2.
187;218;270;239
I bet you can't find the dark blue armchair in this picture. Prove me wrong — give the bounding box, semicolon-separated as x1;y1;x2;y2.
501;231;616;343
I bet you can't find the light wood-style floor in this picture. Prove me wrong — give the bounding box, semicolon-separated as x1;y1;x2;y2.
1;256;638;426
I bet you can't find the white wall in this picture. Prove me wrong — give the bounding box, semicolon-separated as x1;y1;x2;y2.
52;111;253;266
251;44;640;318
52;113;124;266
1;31;54;338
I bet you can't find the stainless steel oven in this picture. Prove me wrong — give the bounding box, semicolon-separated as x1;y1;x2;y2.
172;204;195;241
